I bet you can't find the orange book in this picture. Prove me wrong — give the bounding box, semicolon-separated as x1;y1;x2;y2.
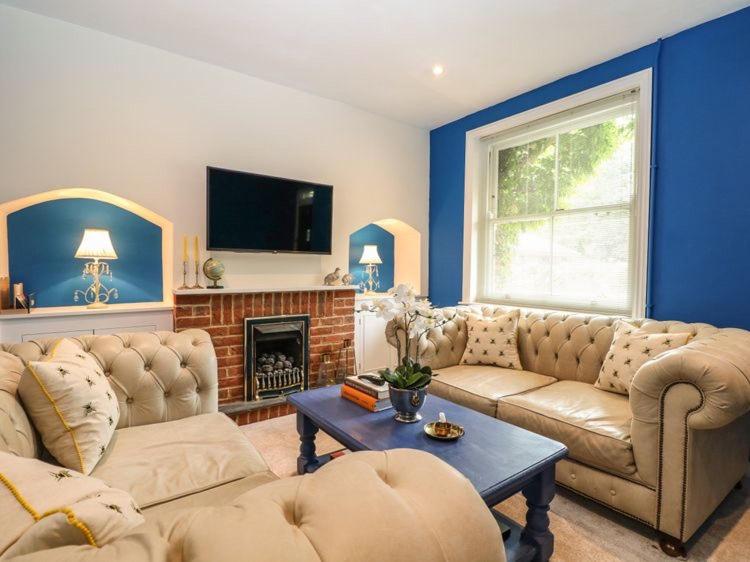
340;384;391;411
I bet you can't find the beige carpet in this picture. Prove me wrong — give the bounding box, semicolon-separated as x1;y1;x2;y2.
241;415;749;561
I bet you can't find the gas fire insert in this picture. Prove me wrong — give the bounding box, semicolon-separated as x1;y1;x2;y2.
244;315;310;402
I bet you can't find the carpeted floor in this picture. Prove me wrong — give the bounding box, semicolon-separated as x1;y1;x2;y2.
241;415;749;561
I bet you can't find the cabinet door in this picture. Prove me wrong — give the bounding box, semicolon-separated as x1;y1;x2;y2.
21;329;93;342
93;324;157;335
358;312;397;374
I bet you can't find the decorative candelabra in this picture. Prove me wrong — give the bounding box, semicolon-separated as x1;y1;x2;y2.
181;235;204;289
190;235;204;288
178;260;190;289
73;229;119;309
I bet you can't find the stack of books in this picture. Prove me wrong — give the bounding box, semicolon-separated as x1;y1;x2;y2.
340;374;392;412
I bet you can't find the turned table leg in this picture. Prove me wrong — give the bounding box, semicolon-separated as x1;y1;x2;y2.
296;412;321;475
520;466;556;561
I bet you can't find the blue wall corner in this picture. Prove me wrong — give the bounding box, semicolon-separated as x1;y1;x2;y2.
7;198;163;307
428;6;750;328
348;224;395;293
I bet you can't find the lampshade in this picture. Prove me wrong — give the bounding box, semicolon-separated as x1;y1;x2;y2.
359;244;382;265
75;229;118;260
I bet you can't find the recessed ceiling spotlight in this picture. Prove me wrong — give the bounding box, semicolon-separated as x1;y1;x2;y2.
432;64;445;77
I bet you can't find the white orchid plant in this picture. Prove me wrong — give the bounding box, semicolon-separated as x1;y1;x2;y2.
372;284;447;390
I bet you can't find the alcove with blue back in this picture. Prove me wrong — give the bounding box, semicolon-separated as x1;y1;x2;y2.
348;224;394;293
7;198;163;307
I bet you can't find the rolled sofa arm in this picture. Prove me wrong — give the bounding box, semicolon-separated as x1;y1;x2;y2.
171;448;506;562
7;450;506;562
630;329;750;431
385;307;469;370
629;329;750;540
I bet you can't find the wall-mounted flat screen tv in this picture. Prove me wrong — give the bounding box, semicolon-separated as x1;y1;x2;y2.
207;167;333;254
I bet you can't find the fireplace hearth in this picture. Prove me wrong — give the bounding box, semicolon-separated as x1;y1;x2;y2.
245;315;310;402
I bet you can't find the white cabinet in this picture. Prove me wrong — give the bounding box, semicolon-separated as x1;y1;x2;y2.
354;309;398;374
0;304;173;343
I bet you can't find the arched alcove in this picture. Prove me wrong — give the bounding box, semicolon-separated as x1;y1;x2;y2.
0;188;173;307
347;218;421;293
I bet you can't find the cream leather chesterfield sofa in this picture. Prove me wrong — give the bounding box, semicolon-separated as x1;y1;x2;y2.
388;306;750;556
0;330;505;562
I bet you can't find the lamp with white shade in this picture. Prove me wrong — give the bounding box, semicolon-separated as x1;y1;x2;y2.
359;244;382;294
73;228;119;308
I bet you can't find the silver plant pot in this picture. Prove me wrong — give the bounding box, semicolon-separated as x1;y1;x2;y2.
388;385;428;423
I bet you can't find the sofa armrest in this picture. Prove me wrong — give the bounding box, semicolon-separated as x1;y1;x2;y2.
171;448;506;562
386;308;468;370
629;329;750;541
630;329;750;431
8;450;506;562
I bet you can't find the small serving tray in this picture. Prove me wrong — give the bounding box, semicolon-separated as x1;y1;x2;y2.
424;421;465;441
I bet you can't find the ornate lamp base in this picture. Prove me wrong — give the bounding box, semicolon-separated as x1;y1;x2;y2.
74;259;118;309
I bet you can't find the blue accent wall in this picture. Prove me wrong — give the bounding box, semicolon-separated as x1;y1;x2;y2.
429;7;750;328
8;198;163;307
348;224;395;293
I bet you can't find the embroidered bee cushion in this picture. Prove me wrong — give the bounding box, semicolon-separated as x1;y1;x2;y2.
0;451;144;558
460;310;523;370
594;321;691;395
17;339;120;475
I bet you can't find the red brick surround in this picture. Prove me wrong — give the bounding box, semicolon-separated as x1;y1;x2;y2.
174;290;356;424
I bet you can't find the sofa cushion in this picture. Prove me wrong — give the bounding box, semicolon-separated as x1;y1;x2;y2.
18;339;120;474
460;311;523;370
429;365;556;417
91;412;270;508
0;451;144;558
497;380;639;479
594;320;691;395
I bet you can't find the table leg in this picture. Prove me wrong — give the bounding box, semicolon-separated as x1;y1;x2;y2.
520;466;555;561
296;411;320;475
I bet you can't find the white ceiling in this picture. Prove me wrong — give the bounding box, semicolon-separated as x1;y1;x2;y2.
3;0;748;128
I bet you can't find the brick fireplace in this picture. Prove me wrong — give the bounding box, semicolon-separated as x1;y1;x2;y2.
173;288;356;424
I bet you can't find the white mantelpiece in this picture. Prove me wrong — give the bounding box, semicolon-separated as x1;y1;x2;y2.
173;285;358;296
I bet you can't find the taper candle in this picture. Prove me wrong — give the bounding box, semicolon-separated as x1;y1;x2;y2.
193;236;199;264
182;236;188;262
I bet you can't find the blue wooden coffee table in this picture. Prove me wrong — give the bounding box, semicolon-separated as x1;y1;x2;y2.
288;385;567;562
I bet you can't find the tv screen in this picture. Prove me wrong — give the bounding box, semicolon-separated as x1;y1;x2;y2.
207;167;333;254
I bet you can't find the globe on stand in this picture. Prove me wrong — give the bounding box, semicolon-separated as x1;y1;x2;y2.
202;258;225;289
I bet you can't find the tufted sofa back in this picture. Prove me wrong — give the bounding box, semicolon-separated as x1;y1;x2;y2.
390;305;720;384
0;330;217;458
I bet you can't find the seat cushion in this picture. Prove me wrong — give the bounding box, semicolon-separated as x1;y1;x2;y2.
429;365;557;417
497;381;639;479
91;413;270;508
142;471;278;518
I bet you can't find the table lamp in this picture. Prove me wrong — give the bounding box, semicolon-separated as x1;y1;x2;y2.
73;228;119;308
359;244;382;294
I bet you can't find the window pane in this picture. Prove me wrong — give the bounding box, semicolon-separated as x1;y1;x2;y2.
496;137;555;217
482;90;641;315
557;115;635;210
491;219;551;298
551;209;631;311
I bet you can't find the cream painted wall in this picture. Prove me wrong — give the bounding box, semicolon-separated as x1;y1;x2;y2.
0;6;429;294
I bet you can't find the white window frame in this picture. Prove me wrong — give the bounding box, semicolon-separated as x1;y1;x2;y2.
462;70;652;317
